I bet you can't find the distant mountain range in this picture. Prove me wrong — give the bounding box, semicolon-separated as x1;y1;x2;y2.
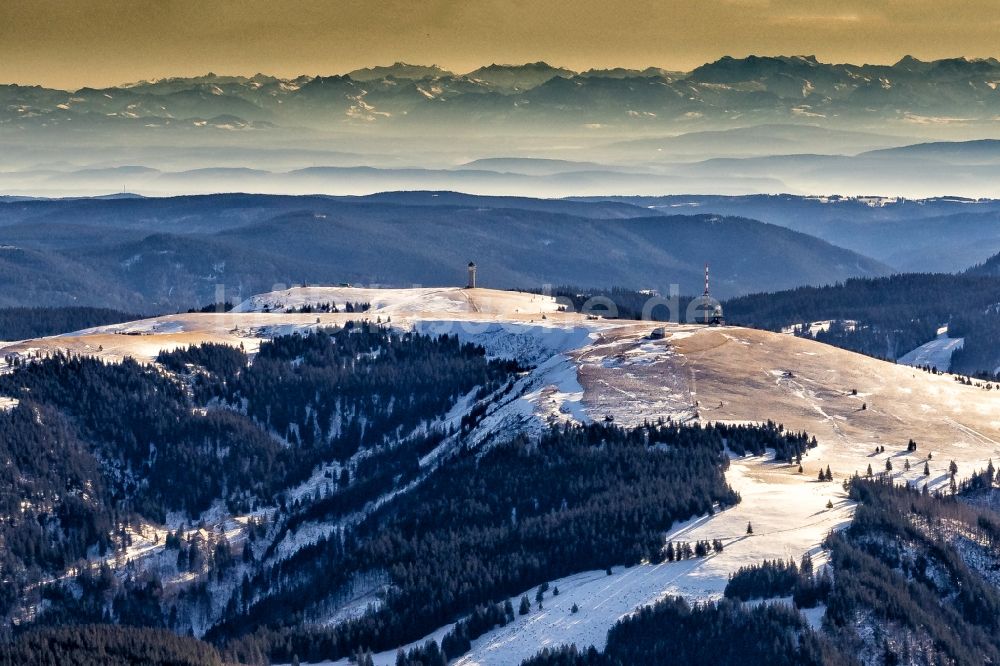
9;190;1000;313
6;135;1000;200
0;193;889;311
577;194;1000;273
6;56;1000;199
4;55;1000;135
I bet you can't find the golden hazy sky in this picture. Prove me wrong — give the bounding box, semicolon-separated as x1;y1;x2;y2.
2;0;999;89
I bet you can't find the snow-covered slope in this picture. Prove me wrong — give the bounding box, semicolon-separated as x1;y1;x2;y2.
319;316;1000;665
232;286;561;318
321;455;854;666
0;287;565;364
898;326;964;371
8;286;1000;664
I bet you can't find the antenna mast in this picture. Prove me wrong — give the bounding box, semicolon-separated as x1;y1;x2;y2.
703;263;710;298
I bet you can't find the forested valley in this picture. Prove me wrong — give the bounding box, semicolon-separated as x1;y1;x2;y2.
0;324;518;632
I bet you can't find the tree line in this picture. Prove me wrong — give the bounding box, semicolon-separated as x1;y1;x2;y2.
0;624;222;666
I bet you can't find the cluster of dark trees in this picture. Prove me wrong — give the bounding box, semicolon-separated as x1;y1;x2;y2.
522;596;842;666
725;559;803;601
286;301;370;314
157;341;247;377
216;421;828;663
714;420;816;462
0;624;222;666
665;540;723;561
0;306;141;340
186;302;234;313
958;460;1000;494
953;374;998;390
724;557;831;607
439;600;515;659
393;639;448;666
